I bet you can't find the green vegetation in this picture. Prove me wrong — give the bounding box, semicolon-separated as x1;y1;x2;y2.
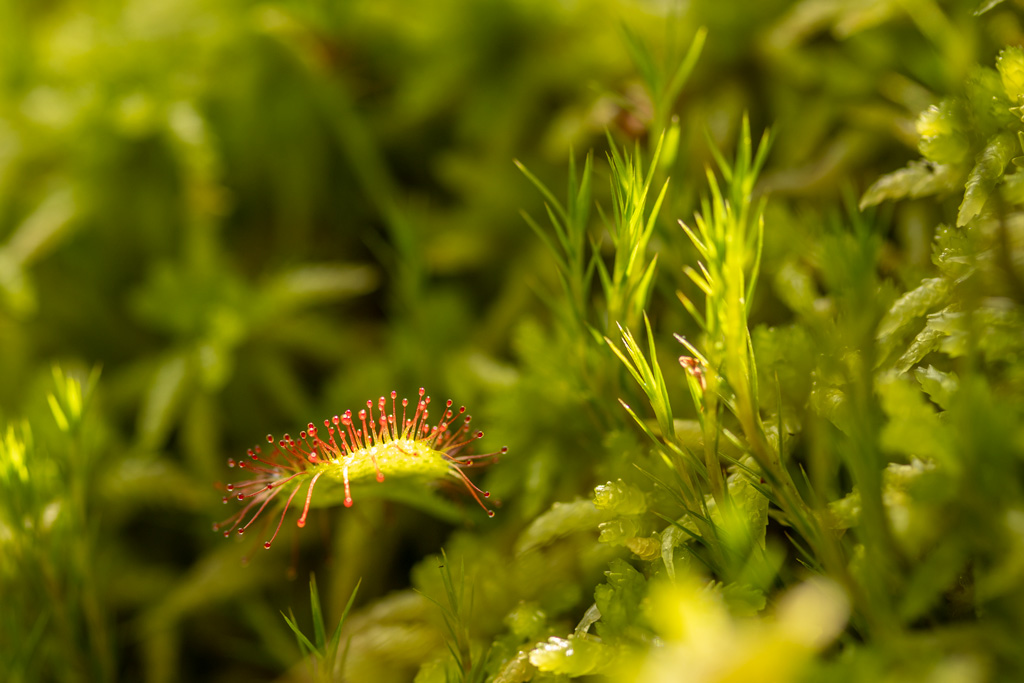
3;1;1024;681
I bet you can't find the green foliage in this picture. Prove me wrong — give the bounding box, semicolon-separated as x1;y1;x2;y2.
415;551;490;683
0;367;110;683
4;1;1024;683
281;575;360;683
862;46;1024;226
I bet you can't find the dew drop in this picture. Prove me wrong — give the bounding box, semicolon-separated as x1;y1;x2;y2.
236;493;244;501
264;542;272;549
266;434;274;443
297;519;306;528
487;511;495;518
376;473;385;482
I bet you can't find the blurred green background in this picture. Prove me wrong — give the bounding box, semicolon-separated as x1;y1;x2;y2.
2;0;1023;681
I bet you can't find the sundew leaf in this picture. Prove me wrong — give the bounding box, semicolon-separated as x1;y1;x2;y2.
958;133;1016;226
215;389;501;551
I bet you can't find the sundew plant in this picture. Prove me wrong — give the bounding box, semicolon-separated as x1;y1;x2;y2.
3;1;1024;682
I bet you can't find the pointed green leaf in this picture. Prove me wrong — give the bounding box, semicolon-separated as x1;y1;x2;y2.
958;133;1016;226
